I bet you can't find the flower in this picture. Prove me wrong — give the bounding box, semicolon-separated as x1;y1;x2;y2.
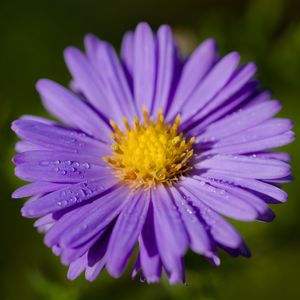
12;22;293;284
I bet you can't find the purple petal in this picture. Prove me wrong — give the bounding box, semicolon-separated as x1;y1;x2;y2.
200;170;287;203
85;229;111;281
202;119;293;148
167;38;217;119
200;100;282;141
60;187;128;249
67;253;87;280
152;186;189;255
178;185;243;248
94;41;136;121
139;201;162;283
151;25;176;115
190;82;256;133
133;22;156;114
182;177;258;221
36;79;111;142
170;186;216;257
106;191;150;277
121;31;134;77
187;63;257;124
180;52;240;122
198;154;291;180
12;119;109;155
21;176;118;218
64;47;123;124
201;131;294;155
14;151;110;183
12;181;70;199
202;177;275;222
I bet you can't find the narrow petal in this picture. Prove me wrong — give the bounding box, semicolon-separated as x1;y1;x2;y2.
200;100;282;141
170;186;216;257
94;41;136;121
168;38;217;119
201;131;294;155
36;79;111;142
186;63;257;124
151;25;176;115
190;82;256;133
180;52;240;122
64;47;124;124
152;186;189;256
60;187;128;249
12;119;108;155
106;191;150;277
12;181;70;199
200;169;288;203
139;201;162;283
182;177;258;221
121;31;134;77
14;151;110;183
201;177;275;222
67;253;87;280
178;185;243;248
198;154;291;180
21;176;118;218
133;22;156;114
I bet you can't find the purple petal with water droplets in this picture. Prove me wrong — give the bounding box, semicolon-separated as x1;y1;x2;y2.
198;154;291;180
182;177;258;221
178;185;243;248
12;181;70;199
152;186;189;255
200;169;287;203
106;191;149;277
170;186;216;257
12;119;109;155
60;187;128;249
200;177;275;222
14;150;110;183
21;176;118;218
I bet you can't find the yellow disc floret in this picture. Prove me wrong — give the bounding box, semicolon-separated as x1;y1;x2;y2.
104;108;195;189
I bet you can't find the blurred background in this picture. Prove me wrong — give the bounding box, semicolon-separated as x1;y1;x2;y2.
1;0;300;299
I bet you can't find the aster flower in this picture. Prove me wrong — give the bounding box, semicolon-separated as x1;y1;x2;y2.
12;22;293;284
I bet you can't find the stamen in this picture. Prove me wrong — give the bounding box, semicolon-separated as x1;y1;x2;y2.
104;108;195;189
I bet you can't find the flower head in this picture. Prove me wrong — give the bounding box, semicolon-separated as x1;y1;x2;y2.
12;22;293;284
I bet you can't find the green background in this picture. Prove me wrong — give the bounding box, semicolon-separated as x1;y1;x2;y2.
1;0;300;299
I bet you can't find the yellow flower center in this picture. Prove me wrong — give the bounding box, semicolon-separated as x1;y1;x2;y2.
104;108;195;189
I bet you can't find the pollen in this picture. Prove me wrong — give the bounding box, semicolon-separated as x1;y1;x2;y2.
104;108;195;189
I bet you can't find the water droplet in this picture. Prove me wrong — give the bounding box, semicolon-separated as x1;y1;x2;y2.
82;162;90;169
61;170;67;175
39;160;50;166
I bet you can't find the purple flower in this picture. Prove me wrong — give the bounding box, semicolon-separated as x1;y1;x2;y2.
12;22;293;284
